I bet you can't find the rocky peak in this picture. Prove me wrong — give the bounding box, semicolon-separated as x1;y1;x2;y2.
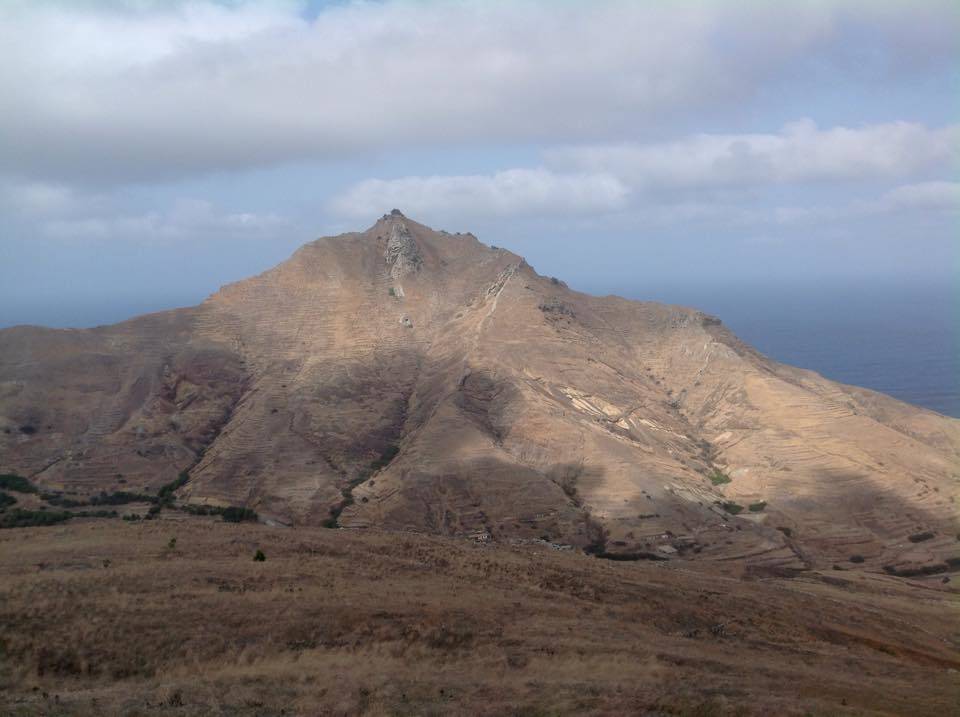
384;219;423;280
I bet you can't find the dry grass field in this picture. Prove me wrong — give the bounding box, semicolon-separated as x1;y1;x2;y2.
1;516;958;716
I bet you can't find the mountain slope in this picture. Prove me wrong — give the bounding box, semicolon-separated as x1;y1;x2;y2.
2;212;958;573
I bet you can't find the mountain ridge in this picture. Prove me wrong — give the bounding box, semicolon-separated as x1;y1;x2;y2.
1;213;958;576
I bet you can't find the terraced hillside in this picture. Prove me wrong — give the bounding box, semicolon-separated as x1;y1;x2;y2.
1;211;958;573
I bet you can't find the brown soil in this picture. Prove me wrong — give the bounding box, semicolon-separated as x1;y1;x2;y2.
1;517;957;716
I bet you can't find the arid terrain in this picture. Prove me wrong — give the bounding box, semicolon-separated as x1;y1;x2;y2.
2;212;958;573
0;518;958;716
1;213;959;715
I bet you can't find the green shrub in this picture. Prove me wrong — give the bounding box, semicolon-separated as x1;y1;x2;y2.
0;474;38;493
0;491;17;510
0;509;72;529
720;501;743;515
708;470;731;486
748;501;767;512
849;554;865;563
41;493;87;508
157;472;190;503
182;504;213;516
221;506;258;523
592;550;669;562
253;549;266;562
388;287;396;297
72;510;118;519
90;491;157;506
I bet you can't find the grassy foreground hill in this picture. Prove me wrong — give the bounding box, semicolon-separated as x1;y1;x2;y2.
1;517;957;716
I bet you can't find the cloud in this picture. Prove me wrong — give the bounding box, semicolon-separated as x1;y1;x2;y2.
874;181;960;212
0;180;89;216
329;169;629;220
329;118;959;226
40;199;289;242
0;0;957;183
547;121;960;191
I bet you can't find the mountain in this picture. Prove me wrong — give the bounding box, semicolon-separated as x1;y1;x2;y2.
2;211;958;574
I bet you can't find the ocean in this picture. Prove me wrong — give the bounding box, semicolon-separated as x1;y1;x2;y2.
621;280;960;419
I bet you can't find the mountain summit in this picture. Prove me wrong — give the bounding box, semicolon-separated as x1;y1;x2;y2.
2;216;958;573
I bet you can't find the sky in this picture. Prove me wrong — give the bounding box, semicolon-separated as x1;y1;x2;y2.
0;0;958;328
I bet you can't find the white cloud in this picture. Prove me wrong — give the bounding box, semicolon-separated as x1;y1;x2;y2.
547;121;960;191
41;199;289;242
329;169;629;220
0;0;956;183
329;118;959;224
874;181;960;212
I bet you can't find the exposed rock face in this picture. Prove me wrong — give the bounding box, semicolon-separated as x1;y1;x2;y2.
1;213;958;573
383;220;423;280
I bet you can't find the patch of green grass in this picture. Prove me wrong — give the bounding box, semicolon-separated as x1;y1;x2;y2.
748;501;767;512
0;474;38;493
708;470;731;486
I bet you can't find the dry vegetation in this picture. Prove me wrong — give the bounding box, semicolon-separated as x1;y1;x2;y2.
1;517;958;716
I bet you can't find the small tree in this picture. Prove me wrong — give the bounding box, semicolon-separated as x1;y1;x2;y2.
253;549;266;562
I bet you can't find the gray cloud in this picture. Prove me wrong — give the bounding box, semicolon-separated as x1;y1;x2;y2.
1;0;957;184
547;121;960;191
874;181;960;212
328;120;959;225
328;169;629;220
39;198;289;242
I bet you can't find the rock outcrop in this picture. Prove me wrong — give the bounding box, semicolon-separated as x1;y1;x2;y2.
383;219;423;280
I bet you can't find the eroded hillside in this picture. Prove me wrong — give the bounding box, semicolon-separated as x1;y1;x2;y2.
1;212;958;574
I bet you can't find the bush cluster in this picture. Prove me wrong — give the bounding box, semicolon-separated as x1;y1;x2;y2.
0;474;38;493
182;503;258;523
708;470;732;486
221;506;258;523
1;509;73;529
